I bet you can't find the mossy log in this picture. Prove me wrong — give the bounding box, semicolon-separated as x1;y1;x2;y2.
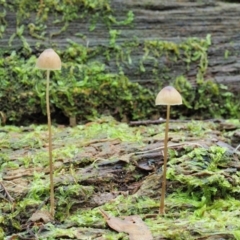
0;0;239;123
109;0;240;92
1;0;239;90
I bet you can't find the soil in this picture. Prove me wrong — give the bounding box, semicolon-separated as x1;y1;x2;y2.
0;116;240;239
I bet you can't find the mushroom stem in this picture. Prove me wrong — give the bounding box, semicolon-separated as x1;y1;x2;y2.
46;69;54;217
159;104;170;215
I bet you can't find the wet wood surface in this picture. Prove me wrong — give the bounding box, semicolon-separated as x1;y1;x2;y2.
2;0;240;92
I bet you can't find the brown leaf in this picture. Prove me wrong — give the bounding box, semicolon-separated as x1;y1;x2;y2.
3;167;44;180
3;178;29;198
92;192;118;206
118;153;135;163
100;209;153;240
28;210;53;223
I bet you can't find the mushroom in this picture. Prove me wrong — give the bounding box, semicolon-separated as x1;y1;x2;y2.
36;48;61;217
155;86;182;214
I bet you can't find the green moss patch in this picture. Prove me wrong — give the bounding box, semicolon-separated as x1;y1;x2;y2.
1;117;240;239
0;2;239;123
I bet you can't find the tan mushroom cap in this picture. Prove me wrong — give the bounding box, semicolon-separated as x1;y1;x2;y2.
155;86;182;105
36;48;61;70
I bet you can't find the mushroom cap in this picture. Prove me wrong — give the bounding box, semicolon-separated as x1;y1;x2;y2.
36;48;61;70
155;86;182;105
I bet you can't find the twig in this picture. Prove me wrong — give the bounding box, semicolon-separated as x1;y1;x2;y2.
99;208;110;220
129;118;224;126
233;144;240;155
135;142;205;155
134;152;162;159
129;119;186;126
0;182;14;203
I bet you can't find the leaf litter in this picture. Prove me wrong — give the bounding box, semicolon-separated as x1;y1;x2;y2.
0;116;240;239
99;208;153;240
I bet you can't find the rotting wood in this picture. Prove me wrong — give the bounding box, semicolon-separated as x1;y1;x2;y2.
1;1;240;93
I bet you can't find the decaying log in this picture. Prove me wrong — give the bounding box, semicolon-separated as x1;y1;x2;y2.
110;0;240;92
1;0;240;93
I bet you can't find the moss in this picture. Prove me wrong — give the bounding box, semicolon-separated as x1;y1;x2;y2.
173;75;240;119
0;38;239;124
0;2;239;123
1;117;240;238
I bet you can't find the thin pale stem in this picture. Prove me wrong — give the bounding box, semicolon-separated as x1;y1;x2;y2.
159;104;170;215
46;70;54;217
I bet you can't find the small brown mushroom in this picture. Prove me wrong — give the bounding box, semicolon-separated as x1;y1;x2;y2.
36;48;61;70
36;48;61;217
155;86;182;215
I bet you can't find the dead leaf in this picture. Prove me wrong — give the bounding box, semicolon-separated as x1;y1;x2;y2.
137;158;157;171
100;209;153;240
0;182;14;202
119;153;135;163
92;192;118;206
3;167;44;180
3;178;29;198
28;210;53;223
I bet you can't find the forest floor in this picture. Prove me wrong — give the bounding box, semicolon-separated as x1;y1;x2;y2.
1;116;240;240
